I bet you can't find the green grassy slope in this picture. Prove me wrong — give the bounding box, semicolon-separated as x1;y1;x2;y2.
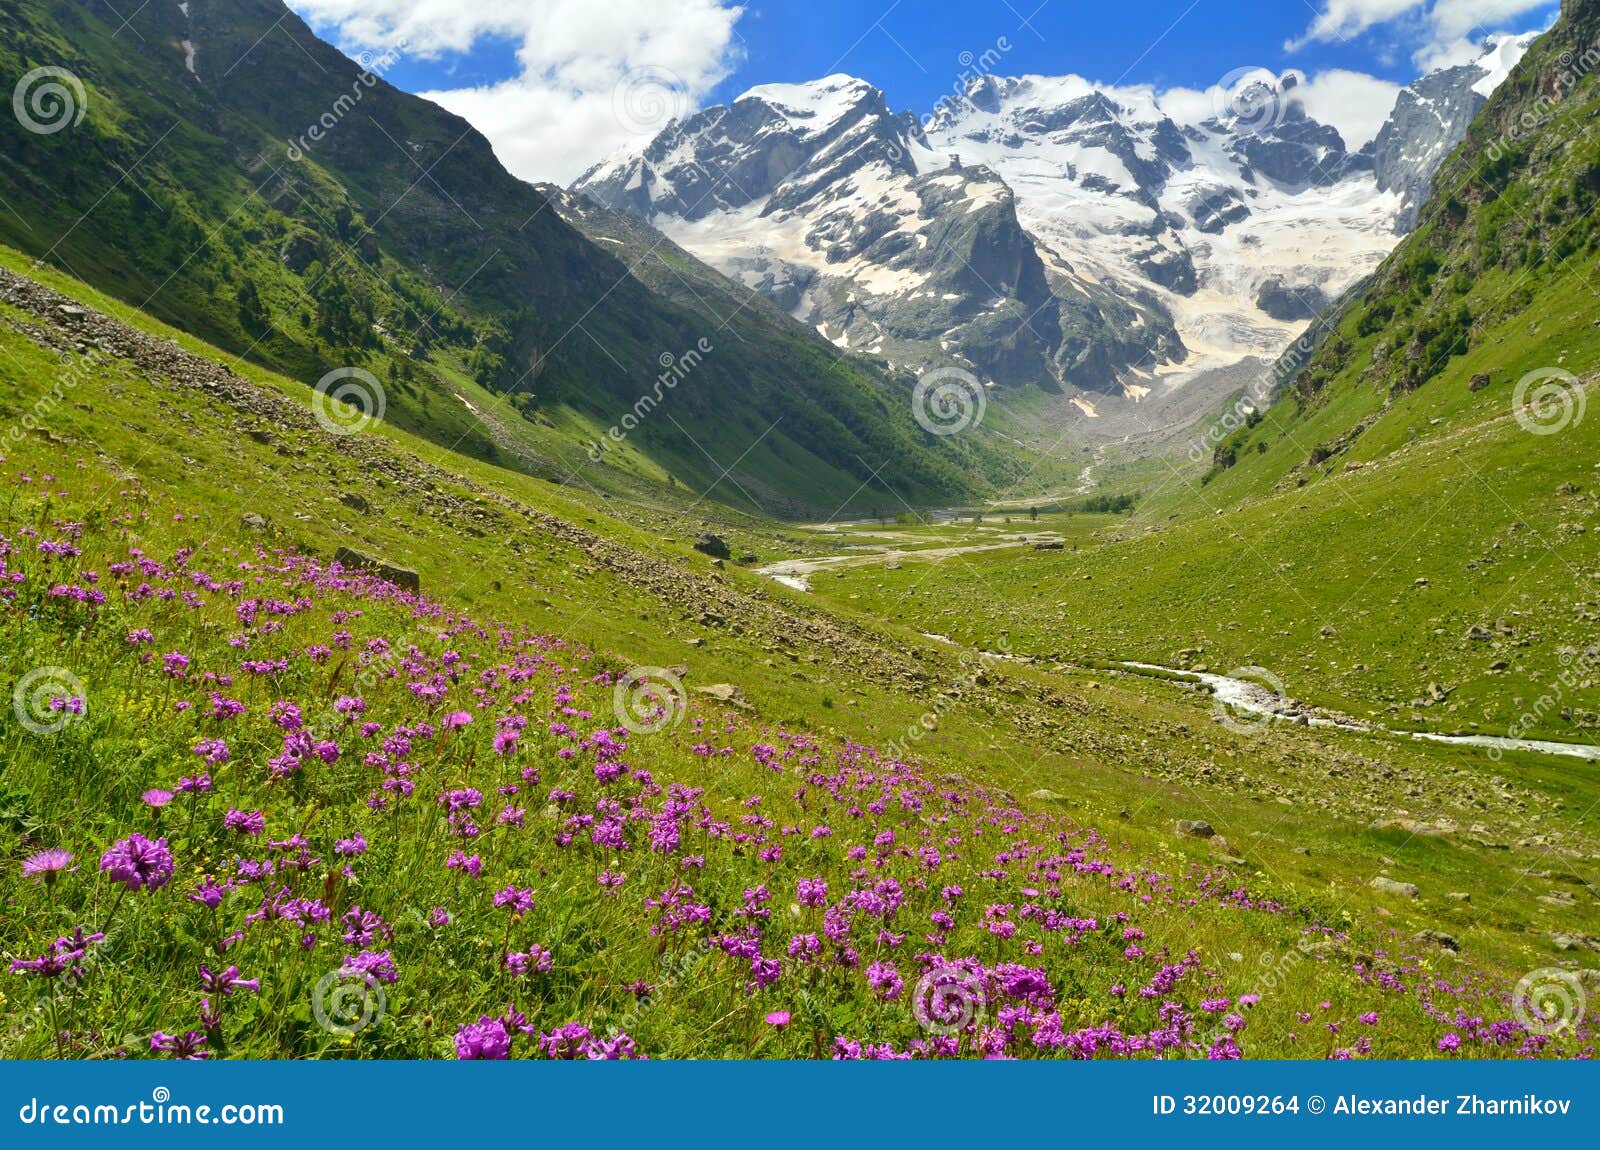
2;259;1596;1059
0;0;1012;516
1;250;1597;1047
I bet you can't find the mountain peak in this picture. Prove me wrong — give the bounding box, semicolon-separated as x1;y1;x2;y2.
1372;31;1539;231
737;73;880;112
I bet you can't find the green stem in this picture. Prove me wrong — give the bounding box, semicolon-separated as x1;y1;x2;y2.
49;990;63;1060
99;887;127;936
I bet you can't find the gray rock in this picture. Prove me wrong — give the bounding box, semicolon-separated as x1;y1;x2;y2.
333;546;420;594
279;231;321;274
1549;932;1600;953
692;533;732;560
1369;876;1421;898
1175;819;1216;838
694;683;749;709
1373;60;1497;232
1255;277;1328;321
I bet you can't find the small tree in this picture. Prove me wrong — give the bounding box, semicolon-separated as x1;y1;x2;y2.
236;279;269;335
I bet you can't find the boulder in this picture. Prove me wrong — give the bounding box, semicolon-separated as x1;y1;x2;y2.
1369;876;1420;898
1175;819;1215;838
692;533;732;559
241;511;270;531
693;683;750;710
334;546;420;594
1255;277;1328;321
1549;932;1600;953
1370;817;1454;838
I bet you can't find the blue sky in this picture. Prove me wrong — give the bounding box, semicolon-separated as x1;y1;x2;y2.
288;0;1561;182
697;0;1534;105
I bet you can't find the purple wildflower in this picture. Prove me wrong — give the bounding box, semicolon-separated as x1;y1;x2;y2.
21;848;74;885
224;809;266;837
455;1017;511;1060
99;833;174;891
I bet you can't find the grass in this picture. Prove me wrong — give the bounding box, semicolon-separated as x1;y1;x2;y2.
0;245;1596;1060
0;448;1589;1060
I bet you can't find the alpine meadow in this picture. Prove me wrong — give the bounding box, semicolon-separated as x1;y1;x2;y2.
1;0;1599;1068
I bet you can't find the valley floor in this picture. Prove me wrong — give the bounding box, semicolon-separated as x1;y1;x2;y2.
1;254;1596;1059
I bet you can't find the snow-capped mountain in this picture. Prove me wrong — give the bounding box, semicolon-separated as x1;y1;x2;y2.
1373;34;1537;231
572;40;1531;399
925;36;1531;381
572;75;1183;397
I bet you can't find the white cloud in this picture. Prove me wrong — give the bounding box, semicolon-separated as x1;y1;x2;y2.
1154;85;1215;125
1290;0;1554;64
1295;69;1403;147
1428;0;1553;42
1287;0;1428;49
287;0;745;183
1154;70;1399;149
